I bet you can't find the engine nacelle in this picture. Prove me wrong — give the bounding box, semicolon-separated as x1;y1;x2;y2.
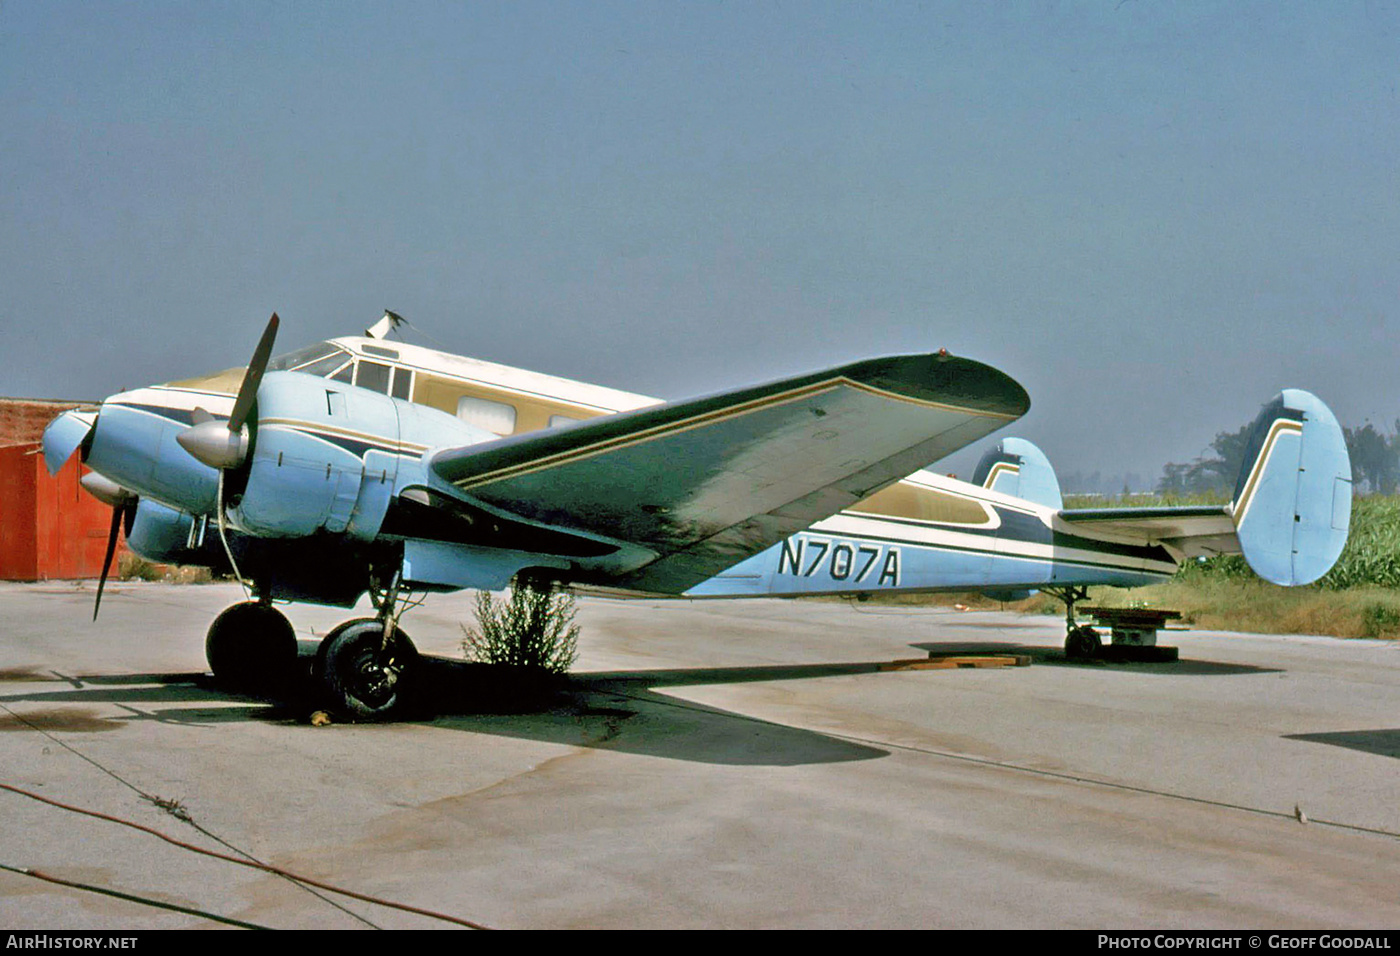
230;371;490;543
83;392;220;515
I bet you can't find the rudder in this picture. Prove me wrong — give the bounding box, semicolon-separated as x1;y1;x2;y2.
972;437;1063;509
1232;390;1351;586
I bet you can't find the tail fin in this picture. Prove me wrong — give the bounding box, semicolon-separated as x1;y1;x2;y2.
1232;390;1351;586
972;437;1063;509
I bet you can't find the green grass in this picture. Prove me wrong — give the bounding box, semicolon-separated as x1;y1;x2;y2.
860;580;1400;640
1025;580;1400;640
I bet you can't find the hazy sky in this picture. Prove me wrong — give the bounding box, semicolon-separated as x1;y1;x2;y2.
3;2;1396;486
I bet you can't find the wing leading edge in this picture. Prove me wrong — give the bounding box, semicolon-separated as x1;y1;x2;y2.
428;352;1030;593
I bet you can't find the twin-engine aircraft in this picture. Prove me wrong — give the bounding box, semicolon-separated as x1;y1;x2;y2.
42;312;1352;718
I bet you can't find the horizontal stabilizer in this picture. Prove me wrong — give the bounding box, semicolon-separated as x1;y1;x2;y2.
1058;389;1351;586
1058;505;1237;558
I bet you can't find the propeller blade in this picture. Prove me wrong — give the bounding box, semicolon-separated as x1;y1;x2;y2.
228;312;280;434
93;503;124;621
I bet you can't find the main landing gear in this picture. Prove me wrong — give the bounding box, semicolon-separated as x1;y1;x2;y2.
205;572;421;720
205;600;298;692
1042;585;1102;660
314;618;417;720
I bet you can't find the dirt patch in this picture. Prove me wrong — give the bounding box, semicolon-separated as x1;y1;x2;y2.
0;667;56;682
0;707;123;733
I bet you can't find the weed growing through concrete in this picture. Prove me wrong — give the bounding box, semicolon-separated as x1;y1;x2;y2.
461;580;580;674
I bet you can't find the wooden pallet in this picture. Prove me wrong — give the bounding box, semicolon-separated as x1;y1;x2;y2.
880;654;1032;671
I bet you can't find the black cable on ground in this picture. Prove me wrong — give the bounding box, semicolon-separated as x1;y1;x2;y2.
0;861;269;930
1;782;493;930
0;698;380;928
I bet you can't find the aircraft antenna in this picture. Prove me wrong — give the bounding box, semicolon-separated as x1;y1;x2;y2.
373;309;452;351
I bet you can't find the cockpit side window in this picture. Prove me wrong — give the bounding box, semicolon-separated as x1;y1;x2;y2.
356;360;392;394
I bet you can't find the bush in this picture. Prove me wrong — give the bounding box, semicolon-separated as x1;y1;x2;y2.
461;580;580;674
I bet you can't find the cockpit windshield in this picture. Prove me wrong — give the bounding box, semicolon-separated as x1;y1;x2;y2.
267;342;353;378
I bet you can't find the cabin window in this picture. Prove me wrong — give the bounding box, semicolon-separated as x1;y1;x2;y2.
390;367;412;401
848;483;994;526
363;344;400;360
457;396;517;435
330;363;354;384
356;361;392;394
548;414;580;428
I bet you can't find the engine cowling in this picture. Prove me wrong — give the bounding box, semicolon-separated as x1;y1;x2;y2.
230;372;406;540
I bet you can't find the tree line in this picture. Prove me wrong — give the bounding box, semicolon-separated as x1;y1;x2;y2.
1157;420;1400;496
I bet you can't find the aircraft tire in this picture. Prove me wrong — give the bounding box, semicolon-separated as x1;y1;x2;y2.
205;602;297;694
1065;624;1102;661
319;620;418;721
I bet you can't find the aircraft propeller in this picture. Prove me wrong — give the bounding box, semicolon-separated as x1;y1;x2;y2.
80;473;137;621
174;313;280;593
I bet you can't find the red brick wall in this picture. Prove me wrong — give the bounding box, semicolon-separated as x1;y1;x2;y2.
0;445;39;580
0;399;123;581
0;399;86;447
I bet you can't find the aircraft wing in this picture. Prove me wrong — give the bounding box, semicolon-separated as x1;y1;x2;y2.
1057;505;1239;559
428;353;1029;593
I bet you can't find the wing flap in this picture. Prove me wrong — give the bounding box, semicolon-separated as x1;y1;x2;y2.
430;353;1029;592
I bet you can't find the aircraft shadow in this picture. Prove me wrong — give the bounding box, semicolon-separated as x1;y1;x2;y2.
0;658;889;768
1283;729;1400;760
909;641;1283;676
415;657;889;766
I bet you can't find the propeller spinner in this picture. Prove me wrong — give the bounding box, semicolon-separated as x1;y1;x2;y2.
176;313;279;470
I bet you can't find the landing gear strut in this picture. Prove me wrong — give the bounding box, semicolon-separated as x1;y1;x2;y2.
1043;586;1102;660
205;600;298;693
316;568;420;720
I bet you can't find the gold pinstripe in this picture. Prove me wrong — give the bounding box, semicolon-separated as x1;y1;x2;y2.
260;418;430;454
1232;418;1304;525
983;461;1020;489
